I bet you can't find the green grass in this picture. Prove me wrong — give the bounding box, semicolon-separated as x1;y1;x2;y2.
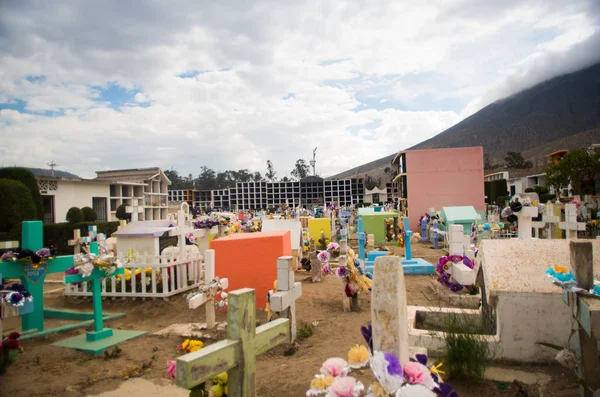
297;323;314;340
443;313;494;380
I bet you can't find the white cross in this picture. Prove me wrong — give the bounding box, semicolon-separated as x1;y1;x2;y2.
68;229;84;254
516;205;538;240
559;203;586;240
188;250;229;329
269;256;302;342
126;198;144;222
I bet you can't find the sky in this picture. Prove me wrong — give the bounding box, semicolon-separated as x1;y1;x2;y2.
1;0;599;179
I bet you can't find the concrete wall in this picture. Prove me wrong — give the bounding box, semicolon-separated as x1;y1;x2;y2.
115;236;160;257
405;147;485;228
50;181;110;223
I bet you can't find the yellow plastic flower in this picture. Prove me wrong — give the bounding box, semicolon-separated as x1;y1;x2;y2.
211;384;224;397
145;267;153;276
212;371;228;385
310;377;326;390
347;345;369;367
323;375;334;388
179;339;204;353
430;362;446;383
369;381;388;397
553;265;569;274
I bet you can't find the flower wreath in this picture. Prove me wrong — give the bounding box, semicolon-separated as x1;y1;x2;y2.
436;255;477;294
1;247;58;269
1;283;33;307
334;249;372;297
64;245;122;278
306;323;457;397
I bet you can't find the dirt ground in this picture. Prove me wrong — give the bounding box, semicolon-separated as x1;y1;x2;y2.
1;242;579;397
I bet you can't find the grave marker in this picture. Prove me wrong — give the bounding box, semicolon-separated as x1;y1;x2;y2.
268;256;302;341
559;203;586;240
516;206;538;240
176;288;291;397
357;218;366;260
68;229;84;254
126;198;144;222
562;241;600;397
52;243;146;354
309;239;321;282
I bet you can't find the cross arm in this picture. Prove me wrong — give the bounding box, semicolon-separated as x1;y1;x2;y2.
0;261;24;278
49;255;77;273
176;339;240;389
254;318;290;356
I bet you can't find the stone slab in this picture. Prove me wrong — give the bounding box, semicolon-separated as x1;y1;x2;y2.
484;367;551;385
154;322;227;337
480;239;600;294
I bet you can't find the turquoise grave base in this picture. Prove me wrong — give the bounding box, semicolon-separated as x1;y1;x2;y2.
52;329;147;355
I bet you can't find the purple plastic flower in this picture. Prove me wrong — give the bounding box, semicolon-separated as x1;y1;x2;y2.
436;382;459;397
361;323;373;352
449;282;464;292
384;352;403;376
36;248;51;258
322;264;332;275
336;266;347;278
317;250;331;263
1;251;13;261
463;256;474;269
64;267;79;275
438;273;450;284
450;255;463;263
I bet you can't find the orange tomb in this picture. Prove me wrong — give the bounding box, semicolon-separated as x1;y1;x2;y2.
210;230;291;308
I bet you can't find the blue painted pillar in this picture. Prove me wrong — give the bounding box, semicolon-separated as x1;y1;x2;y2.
433;219;439;250
358;218;366;260
403;217;413;260
421;218;428;242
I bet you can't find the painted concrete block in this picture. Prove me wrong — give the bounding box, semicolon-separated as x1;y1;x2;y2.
451;262;476;285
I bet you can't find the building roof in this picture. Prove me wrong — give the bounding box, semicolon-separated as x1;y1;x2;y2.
112;220;177;237
95;167;164;182
484;167;545;180
300;176;324;183
441;206;478;222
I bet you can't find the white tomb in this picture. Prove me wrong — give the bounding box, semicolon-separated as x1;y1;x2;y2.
447;224;476;285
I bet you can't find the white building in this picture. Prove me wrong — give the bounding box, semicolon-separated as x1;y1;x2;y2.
32;167;171;223
484;168;551;196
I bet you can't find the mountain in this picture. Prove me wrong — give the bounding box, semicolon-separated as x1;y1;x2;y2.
329;62;600;181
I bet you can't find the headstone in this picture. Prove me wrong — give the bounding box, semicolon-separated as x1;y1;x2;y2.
402;217;415;263
176;289;291;397
447;224;476;285
268;256;302;342
357;218;366;260
371;256;410;365
516;206;538;240
68;229;84;254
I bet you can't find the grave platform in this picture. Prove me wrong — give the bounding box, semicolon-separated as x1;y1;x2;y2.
364;257;435;275
52;329;147;355
210;231;291;309
429;280;481;309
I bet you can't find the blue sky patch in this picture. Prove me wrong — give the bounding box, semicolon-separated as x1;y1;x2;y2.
282;92;296;100
25;75;46;84
92;82;149;110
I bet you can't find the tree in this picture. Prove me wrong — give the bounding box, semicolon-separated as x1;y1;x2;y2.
81;206;97;222
364;175;380;190
504;152;533;169
0;167;44;220
66;207;84;223
281;176;290;182
290;159;310;180
383;167;396;182
116;203;131;221
196;166;217;190
0;179;36;233
546;149;600;197
252;171;263;182
266;160;277;182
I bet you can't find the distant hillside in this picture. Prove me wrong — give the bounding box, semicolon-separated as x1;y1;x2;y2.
27;167;81;179
330;62;600;181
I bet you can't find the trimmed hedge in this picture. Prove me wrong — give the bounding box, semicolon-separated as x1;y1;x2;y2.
0;179;37;233
116;203;130;221
66;207;84;223
0;167;44;220
82;206;97;222
44;221;120;255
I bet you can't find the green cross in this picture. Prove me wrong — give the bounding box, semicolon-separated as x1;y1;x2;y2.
0;221;74;333
176;288;291;397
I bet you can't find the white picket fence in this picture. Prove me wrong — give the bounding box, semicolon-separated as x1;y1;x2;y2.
64;251;209;299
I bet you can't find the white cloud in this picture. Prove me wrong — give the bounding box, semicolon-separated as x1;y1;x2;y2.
0;0;598;179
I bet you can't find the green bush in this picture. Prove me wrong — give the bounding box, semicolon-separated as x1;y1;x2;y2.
540;193;555;203
43;221;120;255
534;185;549;196
81;206;97;222
116;203;130;221
0;179;37;233
524;187;535;193
444;313;494;380
495;195;510;206
0;167;44;220
66;207;84;223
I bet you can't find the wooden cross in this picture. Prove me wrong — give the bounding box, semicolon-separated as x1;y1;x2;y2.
559;203;586;240
126;198;144;222
176;288;291;397
371;255;410;366
562;241;600;397
188;249;229;329
268;256;302;341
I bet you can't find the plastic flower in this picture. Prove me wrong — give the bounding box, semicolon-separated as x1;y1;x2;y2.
326;376;364;397
1;251;13;261
366;381;388;397
322;264;332;275
320;358;350;377
307;375;335;396
327;242;340;251
166;360;176;380
370;351;405;393
4;291;25;307
403;362;434;388
178;339;204;353
335;266;348;278
318;251;331;263
347;345;370;368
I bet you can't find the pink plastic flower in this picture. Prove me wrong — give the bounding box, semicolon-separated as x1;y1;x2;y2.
166;360;176;380
403;362;434;387
320;357;350;377
317;251;331;263
326;376;364;397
